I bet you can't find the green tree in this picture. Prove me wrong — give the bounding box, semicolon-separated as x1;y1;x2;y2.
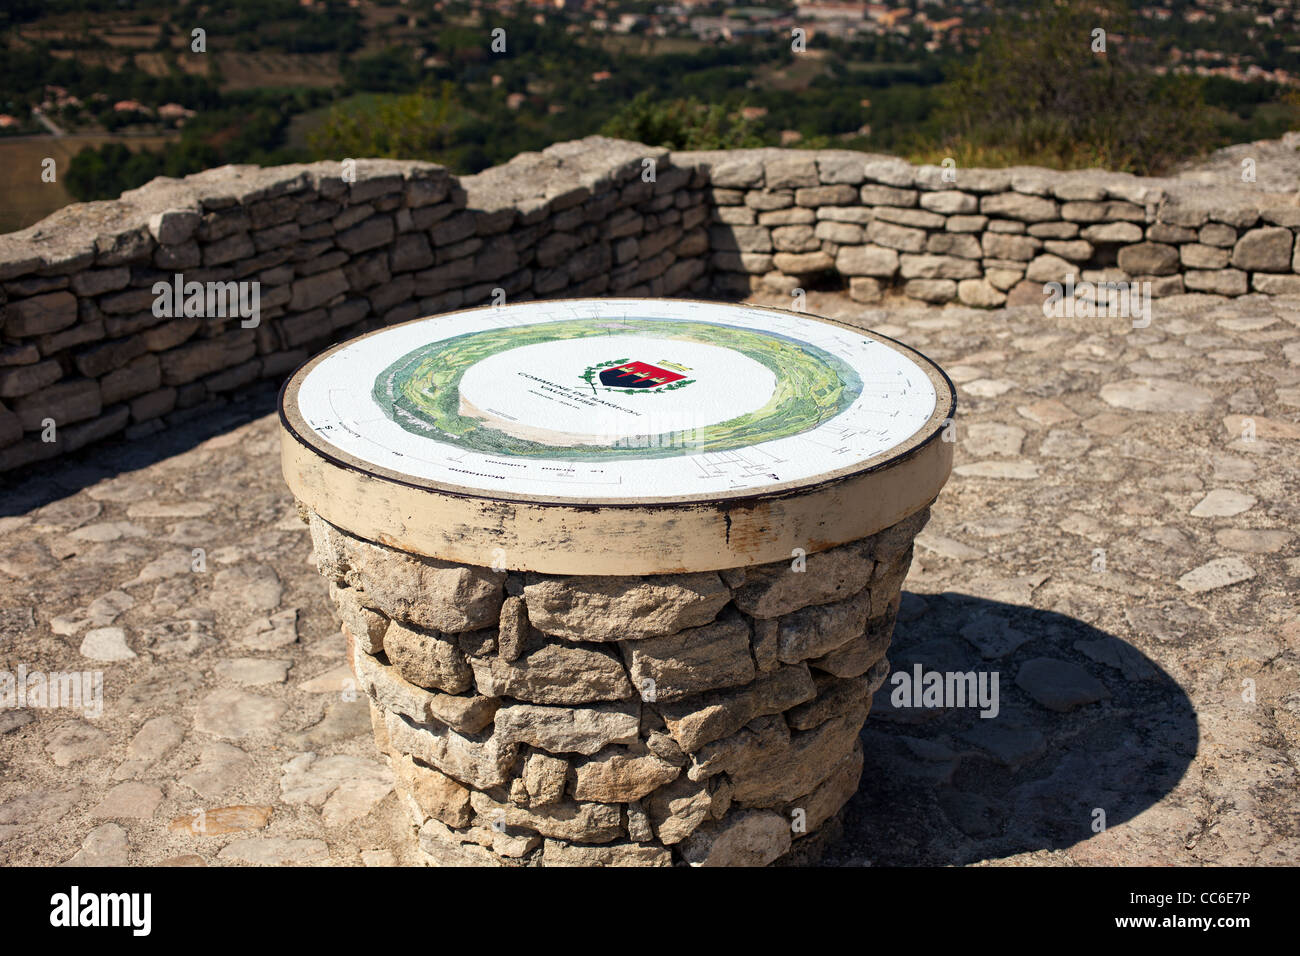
308;86;459;161
600;91;764;150
933;0;1212;174
65;145;110;200
66;142;164;201
344;47;421;92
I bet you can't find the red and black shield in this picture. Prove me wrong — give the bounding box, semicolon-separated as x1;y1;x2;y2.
598;361;686;389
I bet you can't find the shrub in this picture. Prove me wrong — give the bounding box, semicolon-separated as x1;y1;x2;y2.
601;91;765;151
931;0;1212;175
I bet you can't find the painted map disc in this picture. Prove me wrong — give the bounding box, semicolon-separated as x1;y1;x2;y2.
280;298;956;573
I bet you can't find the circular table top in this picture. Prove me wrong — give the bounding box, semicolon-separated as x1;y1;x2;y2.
280;298;955;574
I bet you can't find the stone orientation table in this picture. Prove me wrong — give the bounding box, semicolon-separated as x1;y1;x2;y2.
279;297;955;866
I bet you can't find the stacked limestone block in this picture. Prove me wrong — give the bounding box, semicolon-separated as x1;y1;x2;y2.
678;146;1300;307
303;504;930;867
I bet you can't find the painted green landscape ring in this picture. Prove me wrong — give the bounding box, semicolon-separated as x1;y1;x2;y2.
370;316;864;461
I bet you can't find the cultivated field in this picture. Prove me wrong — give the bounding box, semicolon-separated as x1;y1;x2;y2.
0;134;177;234
215;52;341;91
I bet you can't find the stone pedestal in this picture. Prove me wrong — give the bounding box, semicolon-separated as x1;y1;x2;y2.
302;503;930;866
280;298;955;866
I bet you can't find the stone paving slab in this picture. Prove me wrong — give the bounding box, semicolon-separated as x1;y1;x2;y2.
1;291;1297;866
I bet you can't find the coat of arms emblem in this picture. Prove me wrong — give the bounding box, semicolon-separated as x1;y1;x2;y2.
582;358;695;393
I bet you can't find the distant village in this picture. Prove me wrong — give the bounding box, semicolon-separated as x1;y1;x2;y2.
454;0;1300;85
4;0;1299;136
0;88;194;134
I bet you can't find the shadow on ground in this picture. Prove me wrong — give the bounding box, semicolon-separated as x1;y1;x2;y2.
828;592;1199;866
0;380;283;517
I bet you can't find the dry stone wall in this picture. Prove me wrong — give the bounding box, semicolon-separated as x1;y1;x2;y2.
304;502;930;866
3;134;1298;471
685;146;1300;307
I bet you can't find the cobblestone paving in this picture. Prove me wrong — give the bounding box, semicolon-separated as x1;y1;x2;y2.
1;290;1297;866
